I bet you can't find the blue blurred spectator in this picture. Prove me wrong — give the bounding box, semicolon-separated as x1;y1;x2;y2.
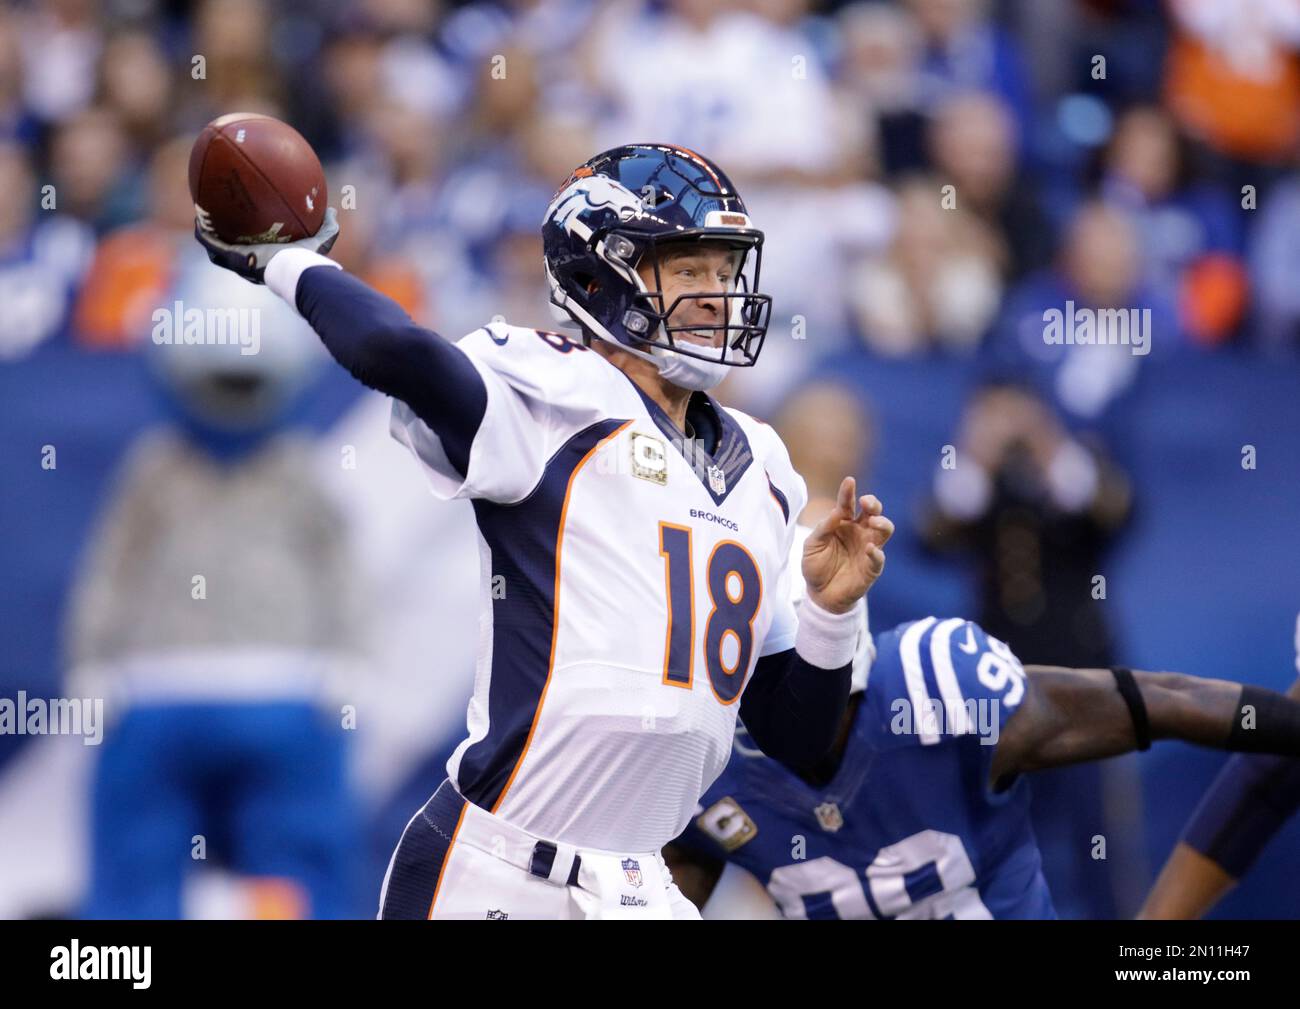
989;201;1175;425
1096;104;1247;348
1247;167;1300;352
0;140;93;359
907;0;1034;145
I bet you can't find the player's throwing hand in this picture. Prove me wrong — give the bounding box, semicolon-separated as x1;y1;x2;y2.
802;477;894;614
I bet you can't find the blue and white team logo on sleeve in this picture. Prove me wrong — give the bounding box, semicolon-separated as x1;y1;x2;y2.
884;617;1027;748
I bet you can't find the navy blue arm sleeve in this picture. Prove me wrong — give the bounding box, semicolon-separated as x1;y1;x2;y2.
739;649;852;769
295;265;486;478
1181;752;1300;878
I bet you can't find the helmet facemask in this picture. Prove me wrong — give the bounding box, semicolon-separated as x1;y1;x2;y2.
601;229;772;373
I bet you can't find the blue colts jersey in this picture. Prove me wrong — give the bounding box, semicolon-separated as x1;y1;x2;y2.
677;617;1057;919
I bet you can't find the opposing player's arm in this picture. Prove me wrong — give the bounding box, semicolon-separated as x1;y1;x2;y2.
1138;843;1238;921
990;666;1300;788
1139;676;1300;919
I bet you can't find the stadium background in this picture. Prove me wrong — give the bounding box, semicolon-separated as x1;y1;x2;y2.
1;0;1299;918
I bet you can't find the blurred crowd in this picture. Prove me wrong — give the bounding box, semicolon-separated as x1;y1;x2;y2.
6;0;1300;918
6;0;1300;386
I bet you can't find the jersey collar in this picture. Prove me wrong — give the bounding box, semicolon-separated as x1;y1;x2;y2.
618;376;754;507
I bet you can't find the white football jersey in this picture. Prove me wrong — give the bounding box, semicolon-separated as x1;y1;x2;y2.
391;321;808;852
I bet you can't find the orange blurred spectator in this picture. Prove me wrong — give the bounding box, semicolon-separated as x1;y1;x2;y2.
73;136;194;349
1164;0;1300;163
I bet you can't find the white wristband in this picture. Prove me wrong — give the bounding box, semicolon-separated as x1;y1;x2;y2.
795;593;864;670
264;248;342;311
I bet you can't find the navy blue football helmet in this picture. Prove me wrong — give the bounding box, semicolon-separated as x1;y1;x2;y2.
542;144;771;390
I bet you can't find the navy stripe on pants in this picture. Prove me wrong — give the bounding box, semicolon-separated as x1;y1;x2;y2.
379;780;466;920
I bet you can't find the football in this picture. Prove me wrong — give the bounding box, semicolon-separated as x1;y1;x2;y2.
188;112;326;245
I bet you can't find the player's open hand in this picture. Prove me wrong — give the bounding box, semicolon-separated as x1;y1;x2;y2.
802;477;894;614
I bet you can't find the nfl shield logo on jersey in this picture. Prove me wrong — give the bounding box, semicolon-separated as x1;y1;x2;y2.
707;464;726;495
814;802;844;833
622;857;643;887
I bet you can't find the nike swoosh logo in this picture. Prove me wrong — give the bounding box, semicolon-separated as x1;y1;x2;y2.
957;625;978;654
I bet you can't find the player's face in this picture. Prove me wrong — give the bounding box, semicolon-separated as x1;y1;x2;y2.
637;244;743;349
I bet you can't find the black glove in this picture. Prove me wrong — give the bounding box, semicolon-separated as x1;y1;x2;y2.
194;206;340;284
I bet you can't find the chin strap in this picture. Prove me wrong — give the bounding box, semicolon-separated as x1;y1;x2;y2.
553;283;733;391
655;356;729;392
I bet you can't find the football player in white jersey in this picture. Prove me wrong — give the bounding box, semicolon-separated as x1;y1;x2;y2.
196;143;894;919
